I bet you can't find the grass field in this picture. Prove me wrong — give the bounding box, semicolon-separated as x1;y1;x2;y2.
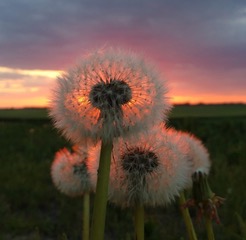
0;108;49;120
0;104;246;239
169;103;246;118
0;103;246;120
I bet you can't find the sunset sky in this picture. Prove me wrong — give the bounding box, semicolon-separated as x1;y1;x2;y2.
0;0;246;108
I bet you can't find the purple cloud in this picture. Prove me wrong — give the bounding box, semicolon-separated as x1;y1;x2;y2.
0;0;245;106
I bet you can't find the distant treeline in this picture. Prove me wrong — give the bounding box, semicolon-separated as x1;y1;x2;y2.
173;102;246;106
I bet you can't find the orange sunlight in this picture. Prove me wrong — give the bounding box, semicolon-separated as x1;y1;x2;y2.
0;66;63;108
3;97;48;108
1;66;246;109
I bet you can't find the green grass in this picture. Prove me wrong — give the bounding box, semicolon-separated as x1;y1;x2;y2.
0;108;48;120
1;105;246;239
0;104;246;120
169;103;246;118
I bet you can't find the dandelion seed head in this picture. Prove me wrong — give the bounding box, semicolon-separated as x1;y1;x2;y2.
49;48;170;143
107;125;191;207
185;134;210;175
51;148;93;197
165;127;211;188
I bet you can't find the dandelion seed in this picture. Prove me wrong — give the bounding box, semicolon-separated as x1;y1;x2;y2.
51;148;93;196
101;126;191;207
49;48;170;143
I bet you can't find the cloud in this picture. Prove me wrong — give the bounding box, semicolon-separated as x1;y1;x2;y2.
0;66;59;96
0;0;246;106
0;0;245;69
165;64;246;102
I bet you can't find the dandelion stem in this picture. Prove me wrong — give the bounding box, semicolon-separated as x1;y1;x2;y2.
83;192;90;240
205;216;215;240
134;203;145;240
179;191;197;240
90;139;113;240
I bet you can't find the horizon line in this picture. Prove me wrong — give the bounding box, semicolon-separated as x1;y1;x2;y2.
1;102;246;110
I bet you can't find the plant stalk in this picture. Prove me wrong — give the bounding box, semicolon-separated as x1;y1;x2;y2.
83;192;90;240
179;191;198;240
205;216;215;240
90;139;113;240
134;203;145;240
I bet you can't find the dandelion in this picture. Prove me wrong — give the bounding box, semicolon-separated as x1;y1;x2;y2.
164;127;210;240
165;127;224;240
109;134;190;207
51;147;93;240
49;48;170;144
49;48;170;240
51;148;92;196
88;125;190;239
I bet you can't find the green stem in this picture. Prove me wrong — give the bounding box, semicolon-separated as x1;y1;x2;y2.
83;192;90;240
205;216;215;240
134;203;145;240
90;139;113;240
179;191;198;240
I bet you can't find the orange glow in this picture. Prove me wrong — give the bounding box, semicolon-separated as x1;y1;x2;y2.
1;96;48;108
77;96;88;104
1;64;246;109
170;94;246;105
2;90;246;109
0;66;62;108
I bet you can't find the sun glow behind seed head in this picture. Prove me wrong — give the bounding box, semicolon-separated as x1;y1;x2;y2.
1;63;246;109
49;48;170;143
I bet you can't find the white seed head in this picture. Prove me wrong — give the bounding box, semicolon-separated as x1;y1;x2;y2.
51;148;93;197
106;125;191;207
49;48;171;143
164;127;211;189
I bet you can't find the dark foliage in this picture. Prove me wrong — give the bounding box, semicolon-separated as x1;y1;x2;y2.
0;115;246;239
